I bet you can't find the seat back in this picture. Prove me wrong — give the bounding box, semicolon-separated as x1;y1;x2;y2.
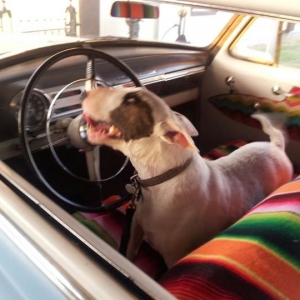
160;178;300;299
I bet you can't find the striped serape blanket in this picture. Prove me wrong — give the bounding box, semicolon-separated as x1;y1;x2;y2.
160;178;300;300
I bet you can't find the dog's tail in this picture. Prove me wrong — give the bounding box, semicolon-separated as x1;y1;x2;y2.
252;113;287;150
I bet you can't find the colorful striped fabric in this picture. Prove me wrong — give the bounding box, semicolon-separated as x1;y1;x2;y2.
160;178;300;300
74;196;167;279
209;91;300;142
203;139;249;160
111;1;159;19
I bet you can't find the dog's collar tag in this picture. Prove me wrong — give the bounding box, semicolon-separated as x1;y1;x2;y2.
125;183;136;195
125;174;142;202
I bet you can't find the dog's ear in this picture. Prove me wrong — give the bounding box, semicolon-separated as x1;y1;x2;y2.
157;119;199;151
173;112;198;137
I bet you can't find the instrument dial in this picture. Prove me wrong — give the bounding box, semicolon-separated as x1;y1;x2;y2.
24;92;47;131
11;89;49;132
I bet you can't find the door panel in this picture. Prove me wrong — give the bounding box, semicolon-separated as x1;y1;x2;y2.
200;16;300;167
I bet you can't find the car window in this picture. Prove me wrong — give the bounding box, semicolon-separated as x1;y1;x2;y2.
280;22;300;68
230;18;279;64
0;0;234;54
230;17;300;69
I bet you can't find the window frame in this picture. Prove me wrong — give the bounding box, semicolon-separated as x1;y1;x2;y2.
228;16;283;66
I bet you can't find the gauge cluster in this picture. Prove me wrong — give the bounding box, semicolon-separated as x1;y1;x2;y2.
24;90;50;132
10;86;85;133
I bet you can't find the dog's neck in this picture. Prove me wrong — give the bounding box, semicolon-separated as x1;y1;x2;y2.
135;156;193;187
125;138;194;180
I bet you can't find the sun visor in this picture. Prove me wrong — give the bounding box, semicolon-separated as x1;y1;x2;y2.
169;0;300;22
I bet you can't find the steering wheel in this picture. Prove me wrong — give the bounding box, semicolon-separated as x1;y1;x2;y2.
19;47;142;212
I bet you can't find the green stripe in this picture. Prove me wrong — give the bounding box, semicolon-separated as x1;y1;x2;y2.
218;212;300;269
231;211;300;230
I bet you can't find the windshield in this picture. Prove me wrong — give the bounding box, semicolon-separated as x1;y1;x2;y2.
0;0;234;55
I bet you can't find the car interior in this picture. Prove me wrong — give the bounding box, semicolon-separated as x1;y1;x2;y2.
0;0;300;299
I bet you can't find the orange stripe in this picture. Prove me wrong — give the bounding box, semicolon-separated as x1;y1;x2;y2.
184;238;300;299
120;2;129;16
130;3;144;18
267;180;300;198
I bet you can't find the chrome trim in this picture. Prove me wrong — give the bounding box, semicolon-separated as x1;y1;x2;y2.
38;137;69;150
0;210;89;300
140;66;204;85
51;107;83;122
113;66;204;88
11;88;51;132
42;66;204;98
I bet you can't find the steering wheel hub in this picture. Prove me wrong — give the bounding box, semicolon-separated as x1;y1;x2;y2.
67;114;92;150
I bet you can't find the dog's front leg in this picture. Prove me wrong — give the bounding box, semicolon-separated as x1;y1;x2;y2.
126;213;143;261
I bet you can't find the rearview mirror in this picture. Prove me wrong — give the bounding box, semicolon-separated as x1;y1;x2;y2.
111;1;159;19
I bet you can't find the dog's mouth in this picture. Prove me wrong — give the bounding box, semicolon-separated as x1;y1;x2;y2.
83;114;122;139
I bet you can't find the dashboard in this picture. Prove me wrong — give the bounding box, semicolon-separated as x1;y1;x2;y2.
0;43;208;160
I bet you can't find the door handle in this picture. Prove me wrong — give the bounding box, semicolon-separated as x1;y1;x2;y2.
272;85;299;97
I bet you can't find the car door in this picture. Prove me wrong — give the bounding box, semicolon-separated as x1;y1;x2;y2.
200;14;300;167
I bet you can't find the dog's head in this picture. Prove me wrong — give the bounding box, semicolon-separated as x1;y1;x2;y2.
82;87;199;153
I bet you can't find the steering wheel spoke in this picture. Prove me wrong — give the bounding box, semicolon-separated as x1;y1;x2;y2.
85;56;98;91
85;146;101;181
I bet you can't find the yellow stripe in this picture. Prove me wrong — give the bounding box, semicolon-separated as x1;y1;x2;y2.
215;236;300;275
185;237;300;299
187;251;286;299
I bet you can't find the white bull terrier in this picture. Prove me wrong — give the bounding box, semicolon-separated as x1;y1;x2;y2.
82;87;292;268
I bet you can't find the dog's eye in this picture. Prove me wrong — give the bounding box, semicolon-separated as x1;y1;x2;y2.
123;92;139;104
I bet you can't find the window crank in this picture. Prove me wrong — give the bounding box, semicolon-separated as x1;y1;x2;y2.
225;76;235;94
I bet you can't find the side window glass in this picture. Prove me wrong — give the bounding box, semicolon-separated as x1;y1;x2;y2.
279;22;300;69
230;18;279;64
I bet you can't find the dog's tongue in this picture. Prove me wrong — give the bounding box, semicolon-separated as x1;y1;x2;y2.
83;113;108;130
